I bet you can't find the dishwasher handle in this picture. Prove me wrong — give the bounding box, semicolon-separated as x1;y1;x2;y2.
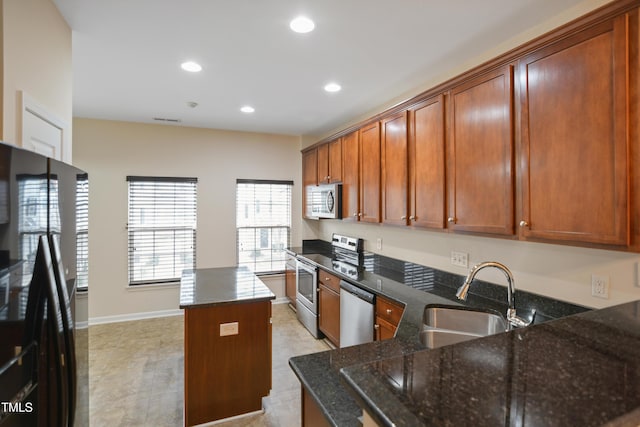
340;280;375;305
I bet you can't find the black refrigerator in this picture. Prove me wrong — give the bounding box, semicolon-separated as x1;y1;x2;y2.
0;143;89;427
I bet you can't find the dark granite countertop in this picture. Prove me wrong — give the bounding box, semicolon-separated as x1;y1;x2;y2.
179;266;275;309
288;243;593;427
341;300;640;426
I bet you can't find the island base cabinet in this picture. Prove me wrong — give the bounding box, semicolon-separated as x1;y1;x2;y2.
362;410;381;427
302;386;331;427
184;300;272;426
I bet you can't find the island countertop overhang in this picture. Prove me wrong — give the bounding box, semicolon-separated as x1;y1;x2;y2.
179;266;276;309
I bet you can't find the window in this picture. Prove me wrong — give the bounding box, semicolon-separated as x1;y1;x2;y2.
18;174;49;275
236;179;292;274
76;174;89;290
127;176;197;286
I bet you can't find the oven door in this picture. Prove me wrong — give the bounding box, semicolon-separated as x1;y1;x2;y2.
296;259;317;313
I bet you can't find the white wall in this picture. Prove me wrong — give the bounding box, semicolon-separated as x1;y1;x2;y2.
2;0;72;159
312;220;640;309
72;118;301;321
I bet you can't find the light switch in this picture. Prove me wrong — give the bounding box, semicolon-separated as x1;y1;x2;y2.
219;322;239;336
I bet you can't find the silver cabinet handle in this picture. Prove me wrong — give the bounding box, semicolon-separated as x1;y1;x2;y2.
358;213;363;217
386;309;392;315
409;215;415;220
448;217;455;223
353;213;358;217
401;215;406;220
520;220;529;227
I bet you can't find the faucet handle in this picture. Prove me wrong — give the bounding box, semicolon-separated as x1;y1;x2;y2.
507;308;535;329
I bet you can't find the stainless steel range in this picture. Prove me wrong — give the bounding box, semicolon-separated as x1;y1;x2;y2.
295;233;364;339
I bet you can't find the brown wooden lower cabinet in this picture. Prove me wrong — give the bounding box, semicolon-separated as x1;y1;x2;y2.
302;386;331;427
318;269;341;347
375;316;398;341
285;260;297;303
183;300;272;426
375;296;404;341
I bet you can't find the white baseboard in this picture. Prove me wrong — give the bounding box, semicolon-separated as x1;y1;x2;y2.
89;308;183;326
75;320;89;330
89;298;291;326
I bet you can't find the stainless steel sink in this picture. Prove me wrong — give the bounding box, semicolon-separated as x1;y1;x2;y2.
419;304;508;349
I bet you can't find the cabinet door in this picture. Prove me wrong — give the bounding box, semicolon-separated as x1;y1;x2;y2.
318;285;340;347
285;266;296;303
360;122;381;223
375;317;397;341
342;131;360;221
328;138;342;183
317;143;329;184
518;16;629;246
302;149;318;218
448;65;515;235
302;386;331;427
381;112;409;226
409;95;446;229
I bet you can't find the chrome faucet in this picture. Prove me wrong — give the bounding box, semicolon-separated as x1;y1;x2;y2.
456;261;533;329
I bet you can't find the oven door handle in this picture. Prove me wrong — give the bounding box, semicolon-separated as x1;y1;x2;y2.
296;259;317;274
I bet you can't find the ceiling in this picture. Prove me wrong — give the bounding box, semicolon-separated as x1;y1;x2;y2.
53;0;593;137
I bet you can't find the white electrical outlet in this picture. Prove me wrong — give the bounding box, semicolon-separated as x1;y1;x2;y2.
591;274;610;299
451;251;468;268
376;238;382;250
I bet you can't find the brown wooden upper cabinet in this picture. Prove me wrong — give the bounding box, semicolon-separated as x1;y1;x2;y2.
342;130;360;221
317;139;343;184
408;95;446;229
302;148;318;219
447;65;515;236
381;112;409;226
518;16;629;246
359;122;382;223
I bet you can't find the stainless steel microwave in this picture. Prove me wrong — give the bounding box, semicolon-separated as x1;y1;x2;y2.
305;183;342;219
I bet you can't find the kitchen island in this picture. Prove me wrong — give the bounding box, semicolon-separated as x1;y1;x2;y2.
179;267;275;426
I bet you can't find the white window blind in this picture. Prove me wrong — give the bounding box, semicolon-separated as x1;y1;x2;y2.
127;176;197;286
18;174;48;275
236;179;292;274
76;174;89;290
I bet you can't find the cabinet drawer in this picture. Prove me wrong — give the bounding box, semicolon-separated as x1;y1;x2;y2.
318;269;341;293
376;296;404;326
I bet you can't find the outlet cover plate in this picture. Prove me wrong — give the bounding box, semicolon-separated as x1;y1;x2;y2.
591;274;610;299
451;251;468;268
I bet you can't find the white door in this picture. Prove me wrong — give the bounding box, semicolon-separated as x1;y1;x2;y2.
23;109;63;159
20;91;69;162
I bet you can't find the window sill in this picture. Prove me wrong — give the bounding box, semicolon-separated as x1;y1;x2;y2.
256;271;285;277
126;282;180;291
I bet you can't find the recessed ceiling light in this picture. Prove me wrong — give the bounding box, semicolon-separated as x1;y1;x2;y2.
240;106;255;113
290;16;315;33
324;83;342;93
181;61;202;72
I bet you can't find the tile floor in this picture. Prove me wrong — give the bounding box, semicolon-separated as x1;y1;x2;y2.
89;303;330;426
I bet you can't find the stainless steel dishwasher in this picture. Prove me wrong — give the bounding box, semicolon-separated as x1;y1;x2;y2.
339;280;375;348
